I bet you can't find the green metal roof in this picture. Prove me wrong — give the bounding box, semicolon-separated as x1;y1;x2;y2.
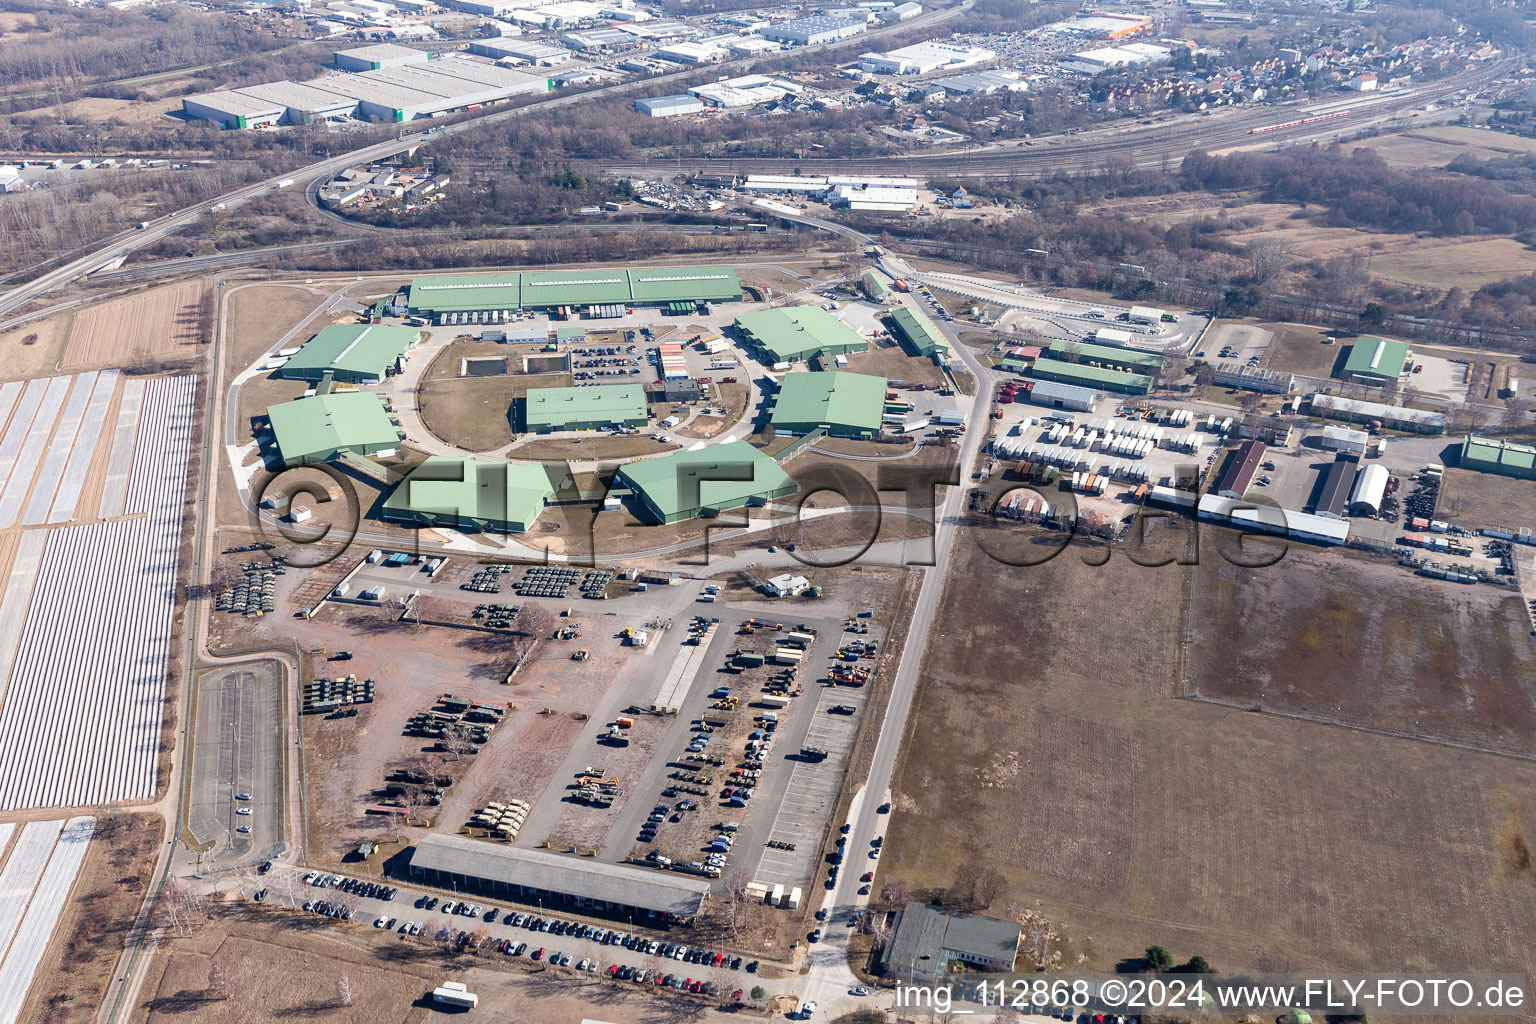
1342;335;1410;380
862;270;891;299
1029;356;1153;392
405;266;742;314
617;440;796;521
524;383;648;430
1461;434;1536;475
770;371;887;434
888;306;950;357
282;324;420;380
383;457;559;532
1046;338;1163;371
266;392;401;465
735;306;868;364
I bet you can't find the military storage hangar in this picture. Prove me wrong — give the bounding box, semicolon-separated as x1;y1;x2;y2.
383;458;560;533
181;55;549;128
405;267;742;321
617;441;797;524
281;324;420;384
266;392;403;467
1340;335;1411;386
887;306;951;360
523;383;649;433
408;835;711;924
734;306;868;365
770;371;887;438
1461;434;1536;480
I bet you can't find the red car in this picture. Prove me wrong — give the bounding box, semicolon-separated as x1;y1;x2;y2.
861;872;873;882
713;953;725;966
609;964;620;977
532;947;545;960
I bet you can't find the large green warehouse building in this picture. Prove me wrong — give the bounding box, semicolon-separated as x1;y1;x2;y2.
1028;356;1153;395
405;266;743;318
383;458;560;533
770;371;887;439
266;392;403;467
617;441;797;524
735;306;869;365
282;324;421;384
1460;434;1536;480
888;307;951;361
1340;336;1411;386
523;383;649;433
1046;338;1163;375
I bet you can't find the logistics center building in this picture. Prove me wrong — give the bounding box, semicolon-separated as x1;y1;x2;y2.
734;306;868;365
523;383;649;433
281;324;421;384
770;371;887;439
405;266;742;319
265;392;403;467
616;441;797;523
382;458;560;533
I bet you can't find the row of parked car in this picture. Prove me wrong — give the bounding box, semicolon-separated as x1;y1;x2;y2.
304;872;398;901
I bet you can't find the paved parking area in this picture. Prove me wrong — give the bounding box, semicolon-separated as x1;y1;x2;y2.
1206;323;1272;363
187;662;284;864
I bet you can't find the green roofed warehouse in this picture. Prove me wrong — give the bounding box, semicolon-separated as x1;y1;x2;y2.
281;324;421;384
888;306;951;361
734;306;868;365
523;383;649;433
1046;339;1163;374
770;371;887;439
1340;335;1411;385
1460;434;1536;480
383;458;560;533
617;440;797;524
1029;356;1153;395
266;392;403;467
405;266;742;319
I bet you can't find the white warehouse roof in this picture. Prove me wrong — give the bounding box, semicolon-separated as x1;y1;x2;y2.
1349;463;1389;513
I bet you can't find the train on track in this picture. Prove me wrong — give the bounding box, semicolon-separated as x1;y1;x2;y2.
1250;109;1352;134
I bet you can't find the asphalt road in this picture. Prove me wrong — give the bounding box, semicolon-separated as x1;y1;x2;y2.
186;664;284;866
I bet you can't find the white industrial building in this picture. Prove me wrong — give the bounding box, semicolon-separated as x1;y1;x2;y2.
656;41;725;63
1024;379;1100;412
468;39;571;63
857;41;994;75
689;74;799;108
740;173;921;194
1307;393;1447;434
560;27;634;49
933;69;1026;94
1197;493;1350;545
333;42;431;70
759;14;866;45
1348;463;1390;515
1320;424;1370;455
728;37;781;56
764;573;811;597
829;184;918;212
879;1;922;20
1064;43;1170;72
634;94;705;117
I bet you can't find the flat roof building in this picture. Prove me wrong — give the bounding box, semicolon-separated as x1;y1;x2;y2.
1198;492;1349;545
735;306;868;365
759;14;866;45
617;440;797;524
406;266;741;317
281;323;420;384
858;41;994;74
1214;439;1266;498
407;834;711;923
382;457;559;533
887;306;951;360
1024;379;1099;411
1308;392;1445;434
635;93;706;117
1028;356;1152;395
266;392;403;467
770;371;887;438
1046;338;1164;374
934;69;1025;94
884;904;1021;983
334;42;431;70
468;39;571;64
1341;336;1411;385
523;382;648;432
1460;434;1536;480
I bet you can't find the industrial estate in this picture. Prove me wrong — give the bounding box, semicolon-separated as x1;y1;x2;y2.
4;0;1536;1020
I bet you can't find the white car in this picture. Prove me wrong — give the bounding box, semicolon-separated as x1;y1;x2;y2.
303;871;318;885
374;916;389;928
236;808;252;816
799;1002;817;1018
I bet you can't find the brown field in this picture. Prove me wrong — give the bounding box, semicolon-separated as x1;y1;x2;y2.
417;375;535;452
0;311;74;380
883;531;1536;980
22;813;164;1024
1348;125;1536;169
1369;237;1536;289
1255;319;1347;378
841;341;946;387
1437;467;1536;534
65;279;209;369
224;285;329;377
512;435;671;461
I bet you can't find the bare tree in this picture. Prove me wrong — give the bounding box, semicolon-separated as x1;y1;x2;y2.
1502;395;1532;428
518;603;555;640
337;973;356;1007
1242;238;1298;285
441;723;475;762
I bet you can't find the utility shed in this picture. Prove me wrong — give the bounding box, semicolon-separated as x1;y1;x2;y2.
1215;439;1266;498
266;392;402;467
735;306;868;364
407;834;711;922
1341;336;1411;385
281;324;421;384
770;371;887;438
1460;434;1536;480
1314;453;1359;519
887;306;951;359
617;440;797;524
383;458;559;533
524;383;648;432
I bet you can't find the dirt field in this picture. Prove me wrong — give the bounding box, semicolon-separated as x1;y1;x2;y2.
0;311;74;380
22;813;164;1024
1255;320;1347;378
224;284;330;375
64;279;209;369
513;435;672;461
882;530;1536;981
1348;125;1536;169
417;375;527;451
841;340;947;388
1437;467;1536;533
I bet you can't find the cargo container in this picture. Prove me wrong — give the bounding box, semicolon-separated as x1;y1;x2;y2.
758;695;791;709
773;649;804;665
736;652;766;668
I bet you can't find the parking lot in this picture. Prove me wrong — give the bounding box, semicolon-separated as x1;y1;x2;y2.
1204;323;1272;363
187;662;284;864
